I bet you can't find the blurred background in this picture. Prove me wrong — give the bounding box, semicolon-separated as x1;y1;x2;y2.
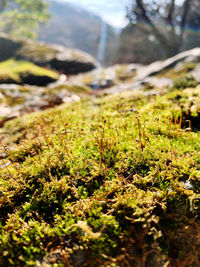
0;0;199;66
0;0;200;122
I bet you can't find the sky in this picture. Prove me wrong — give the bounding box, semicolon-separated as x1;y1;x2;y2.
59;0;128;28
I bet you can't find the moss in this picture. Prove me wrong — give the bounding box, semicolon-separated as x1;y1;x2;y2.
0;59;59;85
17;41;57;63
172;75;198;90
52;84;91;95
158;63;197;79
0;85;200;266
115;65;136;82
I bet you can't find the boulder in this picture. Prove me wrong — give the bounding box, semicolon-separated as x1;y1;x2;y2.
135;48;200;81
0;59;59;86
19;72;57;86
0;34;22;61
0;33;96;74
141;77;173;89
0;82;82;127
190;64;200;82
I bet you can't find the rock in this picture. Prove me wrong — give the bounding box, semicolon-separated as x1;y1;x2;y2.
87;66;117;89
0;82;82;122
104;48;200;94
0;84;20;90
63;94;81;103
190;64;200;82
0;92;4;99
0;106;15;118
90;79;114;90
142;91;159;96
24;95;64;111
0;60;59;86
19;72;57;86
135;48;200;81
43;44;96;74
126;63;142;72
0;33;22;61
85;64;140;90
141;77;173;89
103;83;136;94
0;33;96;75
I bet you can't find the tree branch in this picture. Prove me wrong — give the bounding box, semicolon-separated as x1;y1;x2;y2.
134;0;172;54
135;0;154;27
181;0;191;33
166;0;175;28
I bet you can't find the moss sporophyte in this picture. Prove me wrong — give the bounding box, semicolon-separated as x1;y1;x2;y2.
0;81;200;266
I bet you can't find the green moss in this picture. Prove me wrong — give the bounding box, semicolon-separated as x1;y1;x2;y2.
52;84;91;94
0;85;200;266
17;41;57;63
172;75;198;90
115;65;136;81
0;59;59;84
158;63;197;79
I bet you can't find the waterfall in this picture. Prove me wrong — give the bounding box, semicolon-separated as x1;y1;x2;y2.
97;19;108;66
92;19;108;90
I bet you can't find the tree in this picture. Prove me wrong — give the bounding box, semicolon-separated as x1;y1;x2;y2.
0;0;50;39
126;0;197;57
182;0;200;50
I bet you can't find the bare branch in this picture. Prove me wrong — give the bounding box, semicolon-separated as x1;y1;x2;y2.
135;0;154;27
166;0;175;28
134;0;171;53
126;0;197;57
181;0;191;34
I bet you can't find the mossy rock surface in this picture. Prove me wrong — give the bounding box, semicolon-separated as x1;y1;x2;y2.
0;34;96;74
0;60;59;86
0;81;200;266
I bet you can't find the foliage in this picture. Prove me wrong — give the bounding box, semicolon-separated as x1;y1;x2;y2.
0;0;50;39
0;81;200;266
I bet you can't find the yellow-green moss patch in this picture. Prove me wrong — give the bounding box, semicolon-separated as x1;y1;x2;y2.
0;59;59;85
0;84;200;266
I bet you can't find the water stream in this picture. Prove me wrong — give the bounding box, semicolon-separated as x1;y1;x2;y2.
97;19;108;66
92;19;108;89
